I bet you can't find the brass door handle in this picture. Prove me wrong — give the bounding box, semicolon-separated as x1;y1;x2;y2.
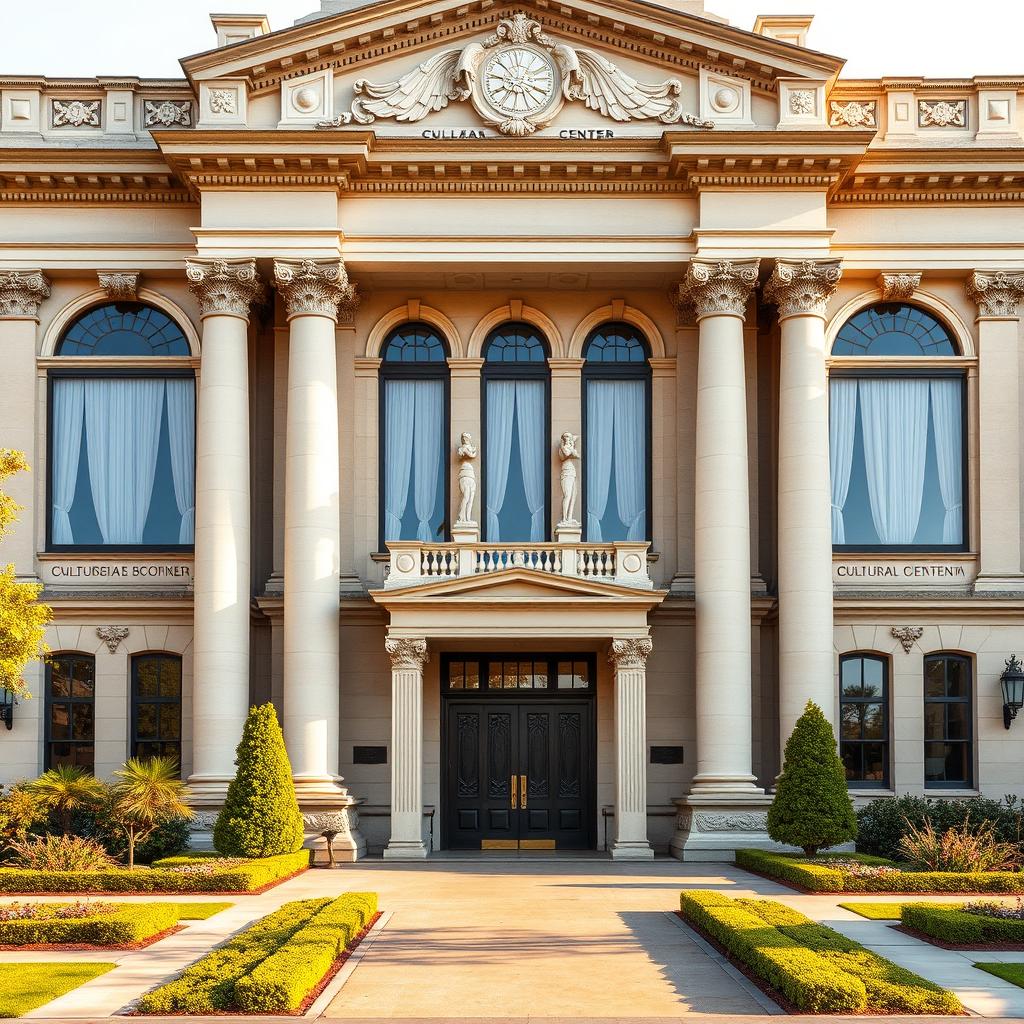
520;775;527;808
511;774;518;809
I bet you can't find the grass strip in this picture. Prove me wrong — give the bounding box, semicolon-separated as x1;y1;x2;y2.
975;962;1024;988
838;901;906;919
164;901;234;919
0;962;115;1017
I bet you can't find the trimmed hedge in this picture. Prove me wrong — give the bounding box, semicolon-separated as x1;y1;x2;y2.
0;902;180;946
902;903;1024;945
234;893;378;1011
680;890;961;1014
0;850;310;894
737;848;1024;894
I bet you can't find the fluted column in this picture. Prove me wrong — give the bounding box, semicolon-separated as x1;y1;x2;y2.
384;636;429;859
681;259;762;794
186;258;264;804
765;258;842;746
609;636;654;860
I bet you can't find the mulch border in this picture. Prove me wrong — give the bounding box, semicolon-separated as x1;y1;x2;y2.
895;923;1024;951
0;923;186;951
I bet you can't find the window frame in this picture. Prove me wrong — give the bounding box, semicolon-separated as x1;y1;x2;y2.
130;652;183;769
44;652;96;773
45;366;197;554
376;323;452;553
480;323;552;544
923;652;974;790
441;652;598;695
580;322;653;544
838;652;890;789
828;366;969;554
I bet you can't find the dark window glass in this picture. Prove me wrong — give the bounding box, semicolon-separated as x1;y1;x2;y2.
832;303;957;357
838;654;889;786
45;654;95;772
131;654;182;769
924;654;972;787
483;322;547;363
583;322;649;363
443;656;592;692
56;302;190;357
381;322;447;363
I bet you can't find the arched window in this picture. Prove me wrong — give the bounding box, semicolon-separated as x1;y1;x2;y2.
49;302;195;550
839;653;889;787
379;323;449;548
829;303;965;549
45;653;95;771
582;322;651;541
482;322;550;542
924;653;972;788
131;653;182;767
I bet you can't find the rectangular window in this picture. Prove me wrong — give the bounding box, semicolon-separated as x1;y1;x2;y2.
45;654;95;771
443;655;594;692
839;654;889;786
131;654;182;768
830;376;964;549
50;375;195;549
924;654;973;788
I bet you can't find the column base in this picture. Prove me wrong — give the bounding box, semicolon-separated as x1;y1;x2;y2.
383;840;429;860
610;840;655;861
294;777;367;863
975;574;1024;594
669;791;779;862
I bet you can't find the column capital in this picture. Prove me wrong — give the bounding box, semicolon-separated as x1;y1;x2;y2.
966;270;1024;318
0;269;51;318
186;258;264;321
273;258;358;322
877;271;921;303
608;636;653;670
678;258;760;320
98;271;139;301
386;636;429;671
764;258;842;320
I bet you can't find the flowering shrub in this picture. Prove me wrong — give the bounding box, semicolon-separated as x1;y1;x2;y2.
164;858;246;876
0;901;117;922
815;859;901;879
965;897;1024;921
897;819;1019;873
7;835;115;872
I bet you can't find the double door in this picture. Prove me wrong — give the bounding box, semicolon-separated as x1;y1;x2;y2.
444;700;594;850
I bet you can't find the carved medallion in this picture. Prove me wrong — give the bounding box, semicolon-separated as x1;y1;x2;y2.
891;626;923;654
96;625;129;654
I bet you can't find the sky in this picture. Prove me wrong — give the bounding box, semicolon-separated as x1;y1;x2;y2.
1;0;1022;79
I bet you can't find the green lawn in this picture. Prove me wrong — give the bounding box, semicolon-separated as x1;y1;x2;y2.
0;963;115;1017
975;963;1024;989
163;901;233;919
840;901;907;920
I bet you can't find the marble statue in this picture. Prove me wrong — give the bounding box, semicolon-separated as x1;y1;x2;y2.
456;431;478;525
558;431;581;525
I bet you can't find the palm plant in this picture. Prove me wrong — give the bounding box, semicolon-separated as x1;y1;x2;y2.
111;757;193;869
27;765;107;834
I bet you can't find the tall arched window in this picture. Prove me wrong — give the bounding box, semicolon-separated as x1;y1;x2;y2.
379;322;450;549
482;322;550;542
131;653;182;766
924;653;972;788
49;302;195;550
45;653;95;771
829;303;965;549
839;653;889;787
582;321;651;541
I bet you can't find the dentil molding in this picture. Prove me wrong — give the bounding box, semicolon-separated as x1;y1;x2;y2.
878;272;921;303
0;270;51;317
679;258;760;320
608;636;653;670
98;271;139;301
385;636;429;671
966;270;1024;318
186;258;265;320
764;258;843;319
273;259;357;321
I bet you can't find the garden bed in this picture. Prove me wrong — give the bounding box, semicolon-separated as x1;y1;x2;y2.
899;903;1024;950
0;851;310;895
137;891;379;1015
0;962;115;1018
736;849;1024;894
679;890;963;1015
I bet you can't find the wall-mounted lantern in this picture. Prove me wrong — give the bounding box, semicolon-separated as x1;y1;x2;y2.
0;689;14;731
1001;655;1024;729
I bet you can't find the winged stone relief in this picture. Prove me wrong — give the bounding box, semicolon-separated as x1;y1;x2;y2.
317;12;714;137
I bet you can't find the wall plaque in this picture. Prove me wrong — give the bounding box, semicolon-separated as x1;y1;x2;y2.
833;557;976;590
40;556;193;590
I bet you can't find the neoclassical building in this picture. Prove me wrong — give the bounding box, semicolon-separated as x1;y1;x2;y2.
1;0;1023;860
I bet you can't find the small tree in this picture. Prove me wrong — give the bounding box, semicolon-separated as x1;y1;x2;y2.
111;757;193;869
0;450;51;699
214;703;304;857
28;765;107;834
767;700;857;857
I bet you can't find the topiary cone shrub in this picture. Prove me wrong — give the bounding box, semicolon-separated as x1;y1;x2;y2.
767;700;857;857
214;703;305;858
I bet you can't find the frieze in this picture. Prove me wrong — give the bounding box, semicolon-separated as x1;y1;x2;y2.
52;99;101;128
144;100;192;128
919;99;967;128
829;99;877;128
692;811;769;832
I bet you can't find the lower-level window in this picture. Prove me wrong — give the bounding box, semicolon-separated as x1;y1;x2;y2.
131;654;182;766
45;653;95;771
924;653;972;787
839;654;889;786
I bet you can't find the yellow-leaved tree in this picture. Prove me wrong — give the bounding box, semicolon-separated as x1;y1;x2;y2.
0;449;51;698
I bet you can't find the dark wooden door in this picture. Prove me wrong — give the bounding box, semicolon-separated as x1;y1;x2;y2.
444;700;593;850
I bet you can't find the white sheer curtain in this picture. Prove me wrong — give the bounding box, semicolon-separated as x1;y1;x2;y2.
829;378;858;544
613;380;646;541
514;380;546;541
383;379;416;541
411;379;444;541
51;379;85;544
165;380;195;544
585;381;615;541
930;379;963;544
84;378;165;544
485;380;516;541
858;378;930;544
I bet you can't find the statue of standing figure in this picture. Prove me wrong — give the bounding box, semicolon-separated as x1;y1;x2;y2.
455;431;478;526
558;431;581;525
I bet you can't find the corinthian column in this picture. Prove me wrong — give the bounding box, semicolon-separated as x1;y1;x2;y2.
274;258;364;860
765;258;842;747
384;636;429;859
609;636;654;860
185;258;264;806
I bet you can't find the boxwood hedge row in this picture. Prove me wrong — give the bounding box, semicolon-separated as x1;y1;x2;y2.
902;903;1024;945
0;902;180;946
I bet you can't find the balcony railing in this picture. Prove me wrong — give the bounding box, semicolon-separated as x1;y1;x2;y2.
384;539;653;589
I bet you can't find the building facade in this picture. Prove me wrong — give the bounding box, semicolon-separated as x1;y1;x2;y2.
2;0;1023;860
